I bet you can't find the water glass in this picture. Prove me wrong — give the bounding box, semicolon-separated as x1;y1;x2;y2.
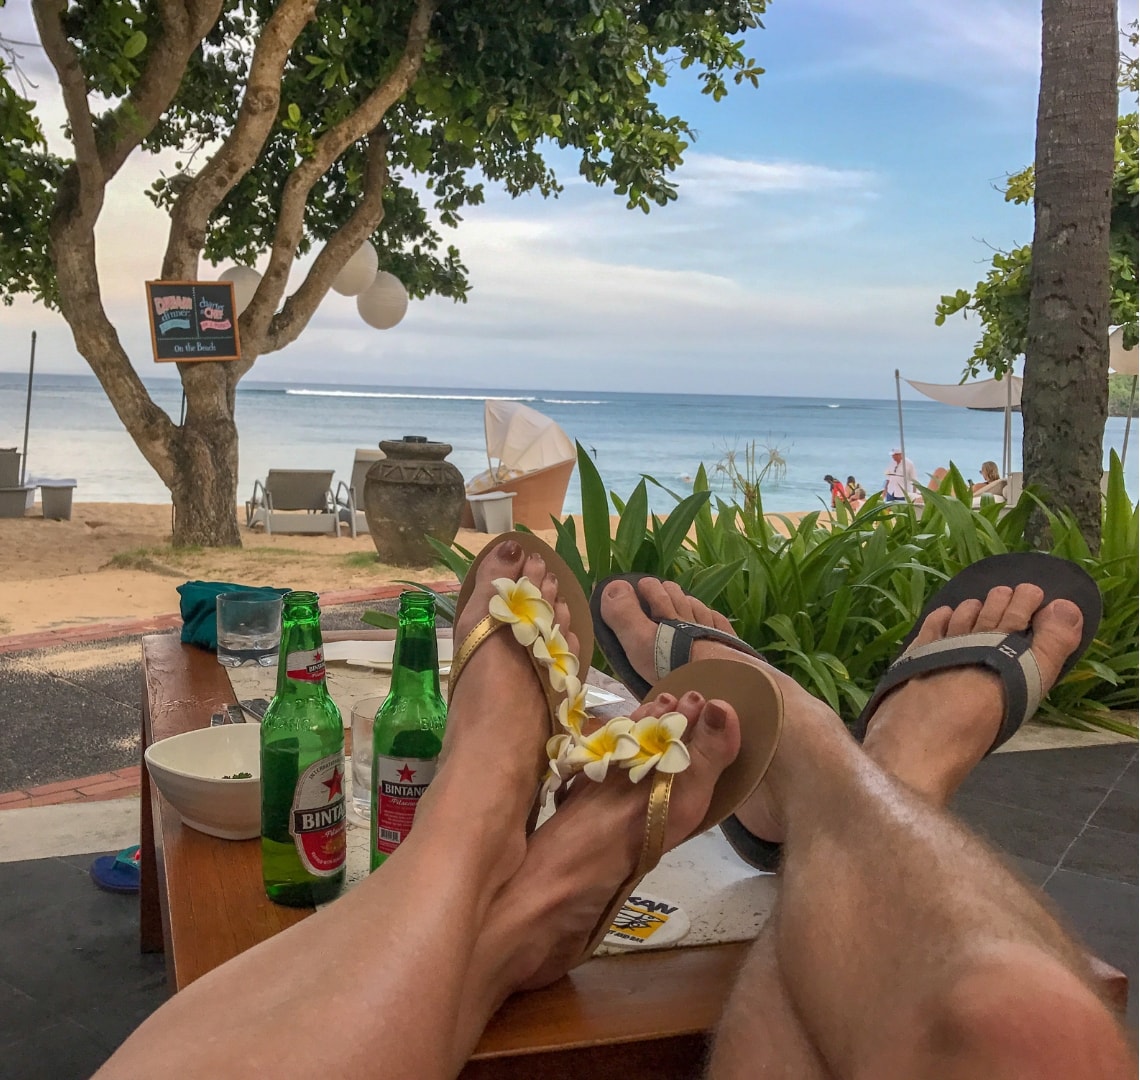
350;695;385;822
216;593;283;668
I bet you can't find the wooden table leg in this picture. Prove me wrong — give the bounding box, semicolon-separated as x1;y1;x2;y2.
139;660;163;954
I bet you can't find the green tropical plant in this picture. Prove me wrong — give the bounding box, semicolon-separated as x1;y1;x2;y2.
368;446;1137;736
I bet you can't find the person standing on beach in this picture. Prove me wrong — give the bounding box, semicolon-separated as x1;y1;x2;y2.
883;448;917;502
824;474;849;509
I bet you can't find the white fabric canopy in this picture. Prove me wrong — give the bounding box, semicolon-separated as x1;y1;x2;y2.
906;376;1022;410
483;400;574;473
1110;326;1138;376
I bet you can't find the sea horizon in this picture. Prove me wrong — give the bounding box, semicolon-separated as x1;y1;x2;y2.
1;371;1134;515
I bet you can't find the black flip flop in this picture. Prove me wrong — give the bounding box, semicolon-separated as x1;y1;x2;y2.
723;552;1102;875
850;551;1101;745
589;573;765;700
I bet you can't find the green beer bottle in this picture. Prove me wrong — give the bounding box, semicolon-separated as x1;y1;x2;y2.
370;591;448;871
261;591;346;906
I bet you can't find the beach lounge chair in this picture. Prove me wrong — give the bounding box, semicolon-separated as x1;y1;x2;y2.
335;448;385;538
245;469;340;536
971;476;1007;508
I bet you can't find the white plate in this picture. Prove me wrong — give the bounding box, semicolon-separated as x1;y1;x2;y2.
324;640;624;709
324;637;453;671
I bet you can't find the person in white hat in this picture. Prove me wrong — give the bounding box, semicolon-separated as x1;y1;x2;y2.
883;447;918;502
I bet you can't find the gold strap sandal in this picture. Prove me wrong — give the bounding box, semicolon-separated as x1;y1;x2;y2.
448;532;595;814
570;658;784;966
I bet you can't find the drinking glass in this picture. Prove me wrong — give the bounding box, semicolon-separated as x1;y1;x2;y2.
350;694;385;822
216;593;283;667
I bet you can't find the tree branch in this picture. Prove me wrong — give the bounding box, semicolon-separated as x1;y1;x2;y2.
33;0;178;486
162;0;319;279
32;0;104;210
239;0;438;344
257;132;390;357
97;0;226;179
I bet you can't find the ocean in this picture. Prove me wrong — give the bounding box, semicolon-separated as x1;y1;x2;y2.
0;372;1134;515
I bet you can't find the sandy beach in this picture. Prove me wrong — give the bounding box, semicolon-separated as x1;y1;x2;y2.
0;500;811;638
0;502;503;637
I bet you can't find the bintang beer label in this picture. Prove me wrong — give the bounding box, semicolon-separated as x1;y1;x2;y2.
289;753;347;876
286;649;326;683
373;755;438;857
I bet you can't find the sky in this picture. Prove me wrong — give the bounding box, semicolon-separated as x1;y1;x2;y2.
0;0;1097;398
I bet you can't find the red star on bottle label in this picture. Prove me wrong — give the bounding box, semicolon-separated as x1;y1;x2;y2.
397;764;416;782
322;765;344;801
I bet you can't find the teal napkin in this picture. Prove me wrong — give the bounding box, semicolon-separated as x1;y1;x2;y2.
177;581;291;651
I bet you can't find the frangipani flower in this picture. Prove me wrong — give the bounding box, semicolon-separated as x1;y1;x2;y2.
532;625;579;692
623;712;691;783
540;732;576;805
565;717;639;782
488;577;554;646
557;676;588;736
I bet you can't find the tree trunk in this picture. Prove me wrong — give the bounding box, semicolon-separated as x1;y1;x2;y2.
1022;0;1117;550
170;363;242;547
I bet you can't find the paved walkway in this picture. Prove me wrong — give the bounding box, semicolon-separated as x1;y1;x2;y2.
0;582;454;806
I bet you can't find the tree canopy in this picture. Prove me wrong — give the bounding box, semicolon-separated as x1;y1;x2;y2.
0;0;768;545
1;0;767;321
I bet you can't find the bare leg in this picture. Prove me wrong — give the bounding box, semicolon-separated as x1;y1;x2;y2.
450;689;744;1055
723;674;1131;1079
97;539;576;1080
599;579;1133;1079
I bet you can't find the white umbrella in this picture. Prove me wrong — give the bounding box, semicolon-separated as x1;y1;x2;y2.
906;375;1021;480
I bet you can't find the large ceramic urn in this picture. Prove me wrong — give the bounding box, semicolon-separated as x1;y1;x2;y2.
363;437;466;566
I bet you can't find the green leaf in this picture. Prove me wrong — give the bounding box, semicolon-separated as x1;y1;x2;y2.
612;479;649;572
576;441;611;581
122;31;147;59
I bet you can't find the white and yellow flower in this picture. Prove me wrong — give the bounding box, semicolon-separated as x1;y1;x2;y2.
488;576;554;646
623;712;691;783
539;732;575;805
532;624;579;692
565;717;639;782
557;676;589;736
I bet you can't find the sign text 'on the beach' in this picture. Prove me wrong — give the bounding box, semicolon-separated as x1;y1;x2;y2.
145;281;242;362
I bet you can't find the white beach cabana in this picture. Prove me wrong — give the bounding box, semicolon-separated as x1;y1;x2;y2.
462;400;576;530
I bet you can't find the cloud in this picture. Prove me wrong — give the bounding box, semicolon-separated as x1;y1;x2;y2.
675;153;876;204
797;0;1042;97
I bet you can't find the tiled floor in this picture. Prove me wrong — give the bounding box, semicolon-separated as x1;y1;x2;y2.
0;742;1134;1077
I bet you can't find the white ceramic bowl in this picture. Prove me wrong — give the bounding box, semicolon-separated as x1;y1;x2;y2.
144;725;261;840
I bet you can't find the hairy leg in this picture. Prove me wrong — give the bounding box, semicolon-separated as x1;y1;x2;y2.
97;540;575;1080
709;610;1131;1078
599;578;1131;1079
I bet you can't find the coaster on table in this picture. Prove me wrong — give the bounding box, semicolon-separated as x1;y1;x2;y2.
602;890;690;950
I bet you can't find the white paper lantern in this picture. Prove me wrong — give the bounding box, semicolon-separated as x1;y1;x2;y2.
331;241;379;296
356;271;409;330
217;265;262;314
1109;326;1138;376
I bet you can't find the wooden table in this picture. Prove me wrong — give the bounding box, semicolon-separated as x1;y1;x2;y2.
140;633;750;1078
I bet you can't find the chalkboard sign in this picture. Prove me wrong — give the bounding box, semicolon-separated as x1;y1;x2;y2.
145;281;242;362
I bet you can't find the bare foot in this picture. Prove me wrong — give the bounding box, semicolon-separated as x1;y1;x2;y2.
467;690;742;999
421;539;581;855
860;584;1084;803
